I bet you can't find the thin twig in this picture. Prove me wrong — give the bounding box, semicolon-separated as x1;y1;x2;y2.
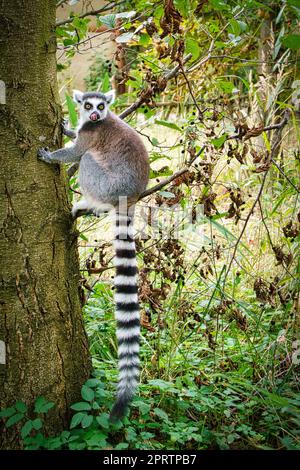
118;53;192;120
222;111;291;284
223;171;268;285
271;158;300;193
56;1;125;26
139;146;205;200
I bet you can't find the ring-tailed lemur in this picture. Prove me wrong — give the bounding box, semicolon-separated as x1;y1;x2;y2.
38;89;149;419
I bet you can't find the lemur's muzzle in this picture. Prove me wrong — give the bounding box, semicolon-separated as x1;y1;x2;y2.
90;112;100;122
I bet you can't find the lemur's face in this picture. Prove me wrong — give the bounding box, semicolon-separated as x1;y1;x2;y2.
73;90;115;124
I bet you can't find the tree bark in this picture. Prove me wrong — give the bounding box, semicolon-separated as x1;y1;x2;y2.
0;0;91;449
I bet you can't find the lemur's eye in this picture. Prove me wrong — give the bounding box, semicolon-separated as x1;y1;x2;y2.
84;102;92;110
98;103;105;111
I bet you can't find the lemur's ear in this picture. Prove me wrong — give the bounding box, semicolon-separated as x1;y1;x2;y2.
105;89;115;105
73;90;83;104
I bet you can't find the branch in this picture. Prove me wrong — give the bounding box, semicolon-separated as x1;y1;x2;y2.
139;146;205;200
119;53;192;119
228;109;291;140
56;2;124;26
271;158;300;193
222;110;291;283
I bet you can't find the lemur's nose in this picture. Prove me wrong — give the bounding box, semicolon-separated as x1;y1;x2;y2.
90;112;99;121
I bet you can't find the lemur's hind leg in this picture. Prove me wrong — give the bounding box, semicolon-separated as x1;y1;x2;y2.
71;199;91;218
72;199;112;218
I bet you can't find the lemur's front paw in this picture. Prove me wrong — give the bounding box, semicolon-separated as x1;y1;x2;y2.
61;119;76;139
61;119;69;132
38;148;52;163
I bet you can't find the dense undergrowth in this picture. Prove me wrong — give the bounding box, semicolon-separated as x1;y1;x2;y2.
1;277;299;449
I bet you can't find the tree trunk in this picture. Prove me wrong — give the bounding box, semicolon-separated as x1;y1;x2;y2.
0;0;91;449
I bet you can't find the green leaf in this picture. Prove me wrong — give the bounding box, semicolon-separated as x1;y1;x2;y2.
99;14;116;29
32;418;43;430
96;413;110;429
154;407;169;421
155;119;181;131
0;407;16;418
114;442;129;450
134;400;151;415
79;233;89;241
151;137;159;146
34;396;55;414
140;431;155;440
139;33;150;46
159;191;176;198
211;134;227;149
81;385;95;402
86;432;107;447
116;11;136;19
228;19;241;36
15;401;27;413
174;0;189;17
115;32;134;43
81;414;93;428
217;80;235;94
6;413;24;427
126;426;137;442
70;412;85;429
70;402;92;411
85;378;101;388
101;72;110;93
281;34;300;49
287;0;300;6
185;37;200;60
66;93;78;127
21;421;33;439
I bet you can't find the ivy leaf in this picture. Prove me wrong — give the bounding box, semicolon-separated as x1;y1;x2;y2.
0;407;16;418
134;400;151;415
185;37;200;60
32;418;43;430
6;413;24;427
81;385;95;402
114;442;129;450
34;396;55;414
281;34;300;49
85;378;101;388
81;414;93;428
96;413;110;429
21;420;33;439
70;412;85;429
154;407;169;421
70;402;92;411
15;401;27;413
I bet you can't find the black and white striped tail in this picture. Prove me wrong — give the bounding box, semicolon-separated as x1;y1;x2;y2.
110;212;140;420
